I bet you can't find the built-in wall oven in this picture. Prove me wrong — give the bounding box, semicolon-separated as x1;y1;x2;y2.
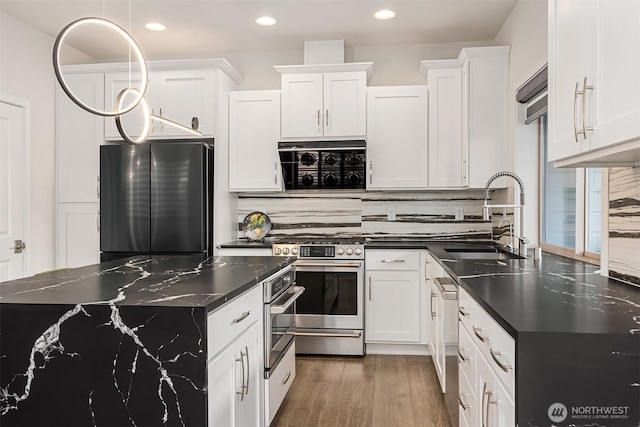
263;265;304;425
273;241;364;355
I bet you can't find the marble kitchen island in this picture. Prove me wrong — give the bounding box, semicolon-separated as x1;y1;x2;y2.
0;254;294;427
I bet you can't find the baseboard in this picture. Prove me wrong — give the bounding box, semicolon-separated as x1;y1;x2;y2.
365;343;431;356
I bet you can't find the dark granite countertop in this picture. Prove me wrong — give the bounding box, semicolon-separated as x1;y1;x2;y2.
0;254;295;312
366;239;640;337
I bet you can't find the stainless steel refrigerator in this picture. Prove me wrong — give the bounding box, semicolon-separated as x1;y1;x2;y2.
99;139;214;262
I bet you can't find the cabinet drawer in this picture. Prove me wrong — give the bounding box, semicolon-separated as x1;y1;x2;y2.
458;324;477;392
475;307;515;396
207;286;263;360
265;341;296;426
366;251;420;270
459;366;477;427
457;287;476;335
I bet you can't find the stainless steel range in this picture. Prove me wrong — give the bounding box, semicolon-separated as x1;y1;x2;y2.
272;240;365;356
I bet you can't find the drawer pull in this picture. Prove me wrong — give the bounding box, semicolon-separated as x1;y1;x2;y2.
473;327;488;342
282;370;292;385
490;348;512;373
381;259;405;263
232;311;251;325
458;349;468;362
459;306;469;317
459;393;470;411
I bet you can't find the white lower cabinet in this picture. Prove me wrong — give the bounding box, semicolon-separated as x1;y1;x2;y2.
208;286;264;427
458;287;515;427
265;342;296;426
365;250;429;353
56;203;100;269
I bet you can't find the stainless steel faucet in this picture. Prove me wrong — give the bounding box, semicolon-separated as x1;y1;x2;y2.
483;171;529;256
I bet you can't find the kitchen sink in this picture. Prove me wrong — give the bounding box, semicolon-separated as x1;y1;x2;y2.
444;248;523;260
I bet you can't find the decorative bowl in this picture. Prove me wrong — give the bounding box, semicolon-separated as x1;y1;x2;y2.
241;211;272;241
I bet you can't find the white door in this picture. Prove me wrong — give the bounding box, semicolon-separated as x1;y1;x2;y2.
0;101;27;281
280;73;323;138
323;72;366;138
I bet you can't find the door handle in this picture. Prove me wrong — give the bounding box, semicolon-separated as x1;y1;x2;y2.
368;277;372;301
325;109;329;133
10;240;26;254
581;76;594;138
232;311;251;325
369;161;373;185
573;82;581;142
274;162;278;185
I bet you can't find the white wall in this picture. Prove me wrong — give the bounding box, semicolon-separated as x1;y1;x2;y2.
493;0;548;246
0;11;57;274
224;41;493;90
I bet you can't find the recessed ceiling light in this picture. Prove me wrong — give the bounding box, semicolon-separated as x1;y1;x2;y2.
374;9;396;20
144;22;166;32
256;16;277;26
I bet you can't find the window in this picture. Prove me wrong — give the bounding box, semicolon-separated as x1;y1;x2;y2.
539;116;601;260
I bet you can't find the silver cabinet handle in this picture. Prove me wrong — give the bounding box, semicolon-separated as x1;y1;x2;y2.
96;176;100;199
244;346;250;396
369;161;372;185
282;370;292;385
573;82;580;142
96;214;100;232
274;162;278;185
459;306;469;317
232;311;250;325
325;109;329;132
236;350;246;401
581;76;594;138
380;259;405;263
271;286;305;314
368;277;372;301
430;291;436;319
159;107;164;132
151;108;155;132
482;382;489;427
459;393;470;411
462;159;467;181
490;348;513;373
458;349;468;363
473;326;488;342
317;109;320;132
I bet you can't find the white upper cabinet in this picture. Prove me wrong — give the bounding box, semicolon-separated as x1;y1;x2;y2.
366;86;429;190
277;63;372;140
228;90;282;192
105;69;215;140
549;0;640;167
426;68;465;188
55;72;104;203
420;46;509;189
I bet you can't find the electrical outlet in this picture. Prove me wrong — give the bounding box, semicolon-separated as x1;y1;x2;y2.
387;207;397;221
455;207;464;221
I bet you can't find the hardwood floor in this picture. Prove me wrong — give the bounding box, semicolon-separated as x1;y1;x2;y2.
271;355;451;427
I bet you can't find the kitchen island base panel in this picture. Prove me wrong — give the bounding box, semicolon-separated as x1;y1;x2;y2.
518;332;640;427
0;304;206;426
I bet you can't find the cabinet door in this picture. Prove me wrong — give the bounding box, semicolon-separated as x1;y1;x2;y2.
428;68;464;188
229;90;282;191
365;271;420;343
431;281;446;391
208;321;264;427
104;71;155;140
56;73;103;203
156;69;215;136
323;72;366;138
477;354;515;427
56;203;99;268
548;0;598;161
596;0;640;150
281;73;323;138
366;86;428;190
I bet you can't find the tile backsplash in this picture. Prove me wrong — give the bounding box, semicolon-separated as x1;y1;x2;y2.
237;190;493;241
608;168;640;285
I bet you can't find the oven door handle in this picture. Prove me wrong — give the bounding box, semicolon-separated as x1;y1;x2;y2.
294;262;363;269
291;331;362;338
270;286;305;314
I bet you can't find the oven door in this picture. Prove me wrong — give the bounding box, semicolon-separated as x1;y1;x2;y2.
265;285;304;371
293;260;364;330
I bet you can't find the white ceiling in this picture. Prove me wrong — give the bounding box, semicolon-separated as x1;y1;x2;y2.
1;0;518;62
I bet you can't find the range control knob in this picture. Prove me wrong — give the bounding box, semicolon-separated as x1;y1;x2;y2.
273;247;282;255
346;248;354;256
282;247;290;255
354;248;362;256
291;247;299;256
336;247;345;255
